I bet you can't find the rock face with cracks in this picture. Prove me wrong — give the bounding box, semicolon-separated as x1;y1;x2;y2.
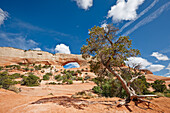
0;47;89;67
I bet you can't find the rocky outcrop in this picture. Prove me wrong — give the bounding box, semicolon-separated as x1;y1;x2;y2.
0;47;90;68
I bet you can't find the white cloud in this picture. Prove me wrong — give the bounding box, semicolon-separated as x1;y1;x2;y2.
33;48;41;51
124;2;170;35
55;44;71;54
73;0;93;10
147;64;165;72
0;8;8;26
125;57;152;69
166;63;170;70
107;0;145;22
117;0;158;34
101;23;107;28
64;62;80;69
151;52;169;61
0;32;38;50
101;23;109;32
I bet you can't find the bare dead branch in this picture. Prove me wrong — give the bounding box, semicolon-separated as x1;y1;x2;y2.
127;74;143;86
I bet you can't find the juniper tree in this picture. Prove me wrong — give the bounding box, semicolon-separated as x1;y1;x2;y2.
81;24;156;106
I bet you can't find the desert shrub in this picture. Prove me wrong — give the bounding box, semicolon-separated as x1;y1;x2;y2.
82;79;84;83
45;72;52;76
151;80;167;92
0;72;16;89
10;73;21;79
92;74;150;98
30;68;34;72
92;78;123;97
77;77;83;80
84;75;90;80
48;82;57;85
5;65;13;68
76;70;82;74
42;65;51;69
0;66;3;71
21;74;40;86
24;67;29;71
92;86;102;94
67;80;73;84
55;74;62;81
43;74;50;80
34;64;41;70
163;90;170;97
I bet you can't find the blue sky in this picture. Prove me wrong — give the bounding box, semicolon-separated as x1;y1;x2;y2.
0;0;169;76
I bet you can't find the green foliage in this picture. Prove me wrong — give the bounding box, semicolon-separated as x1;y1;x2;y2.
80;24;149;98
92;78;127;98
34;64;42;70
76;70;82;74
21;74;40;86
30;68;34;72
10;73;21;79
43;74;50;80
82;79;84;83
67;80;73;84
0;72;16;89
55;74;62;81
42;65;51;69
151;80;167;92
48;82;57;85
0;66;3;71
45;72;52;76
163;90;170;97
84;75;90;80
24;67;29;71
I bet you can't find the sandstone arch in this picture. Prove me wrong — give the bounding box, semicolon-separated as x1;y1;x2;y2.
0;47;89;68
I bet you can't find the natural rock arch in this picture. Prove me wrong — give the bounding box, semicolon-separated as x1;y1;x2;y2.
0;47;90;68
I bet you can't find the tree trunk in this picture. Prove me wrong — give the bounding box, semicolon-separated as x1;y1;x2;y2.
105;65;157;107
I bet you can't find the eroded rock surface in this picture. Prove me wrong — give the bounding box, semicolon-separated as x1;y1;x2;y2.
0;47;89;67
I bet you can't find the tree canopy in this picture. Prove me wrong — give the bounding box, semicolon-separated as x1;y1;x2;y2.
81;24;155;106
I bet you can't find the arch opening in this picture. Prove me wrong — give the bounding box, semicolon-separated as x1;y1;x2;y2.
63;62;80;69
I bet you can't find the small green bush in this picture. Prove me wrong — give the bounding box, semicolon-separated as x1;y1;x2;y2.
0;72;16;89
55;74;62;81
21;74;40;86
43;74;50;80
0;66;3;71
67;80;73;84
24;68;29;71
34;64;42;70
77;77;83;80
10;73;21;79
84;75;90;80
82;79;84;83
46;73;53;76
48;82;57;85
151;80;167;92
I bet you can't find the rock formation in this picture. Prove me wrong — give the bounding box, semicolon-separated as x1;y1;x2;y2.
0;47;90;68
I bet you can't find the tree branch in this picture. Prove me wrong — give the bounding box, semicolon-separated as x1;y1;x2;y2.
127;74;143;86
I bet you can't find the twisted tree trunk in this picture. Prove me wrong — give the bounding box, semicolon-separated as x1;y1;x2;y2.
105;65;157;107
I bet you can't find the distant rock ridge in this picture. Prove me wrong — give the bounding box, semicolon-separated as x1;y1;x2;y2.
0;47;89;67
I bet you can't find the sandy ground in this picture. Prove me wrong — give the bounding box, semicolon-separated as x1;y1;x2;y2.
18;81;96;96
0;88;170;113
0;74;170;113
0;80;170;113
